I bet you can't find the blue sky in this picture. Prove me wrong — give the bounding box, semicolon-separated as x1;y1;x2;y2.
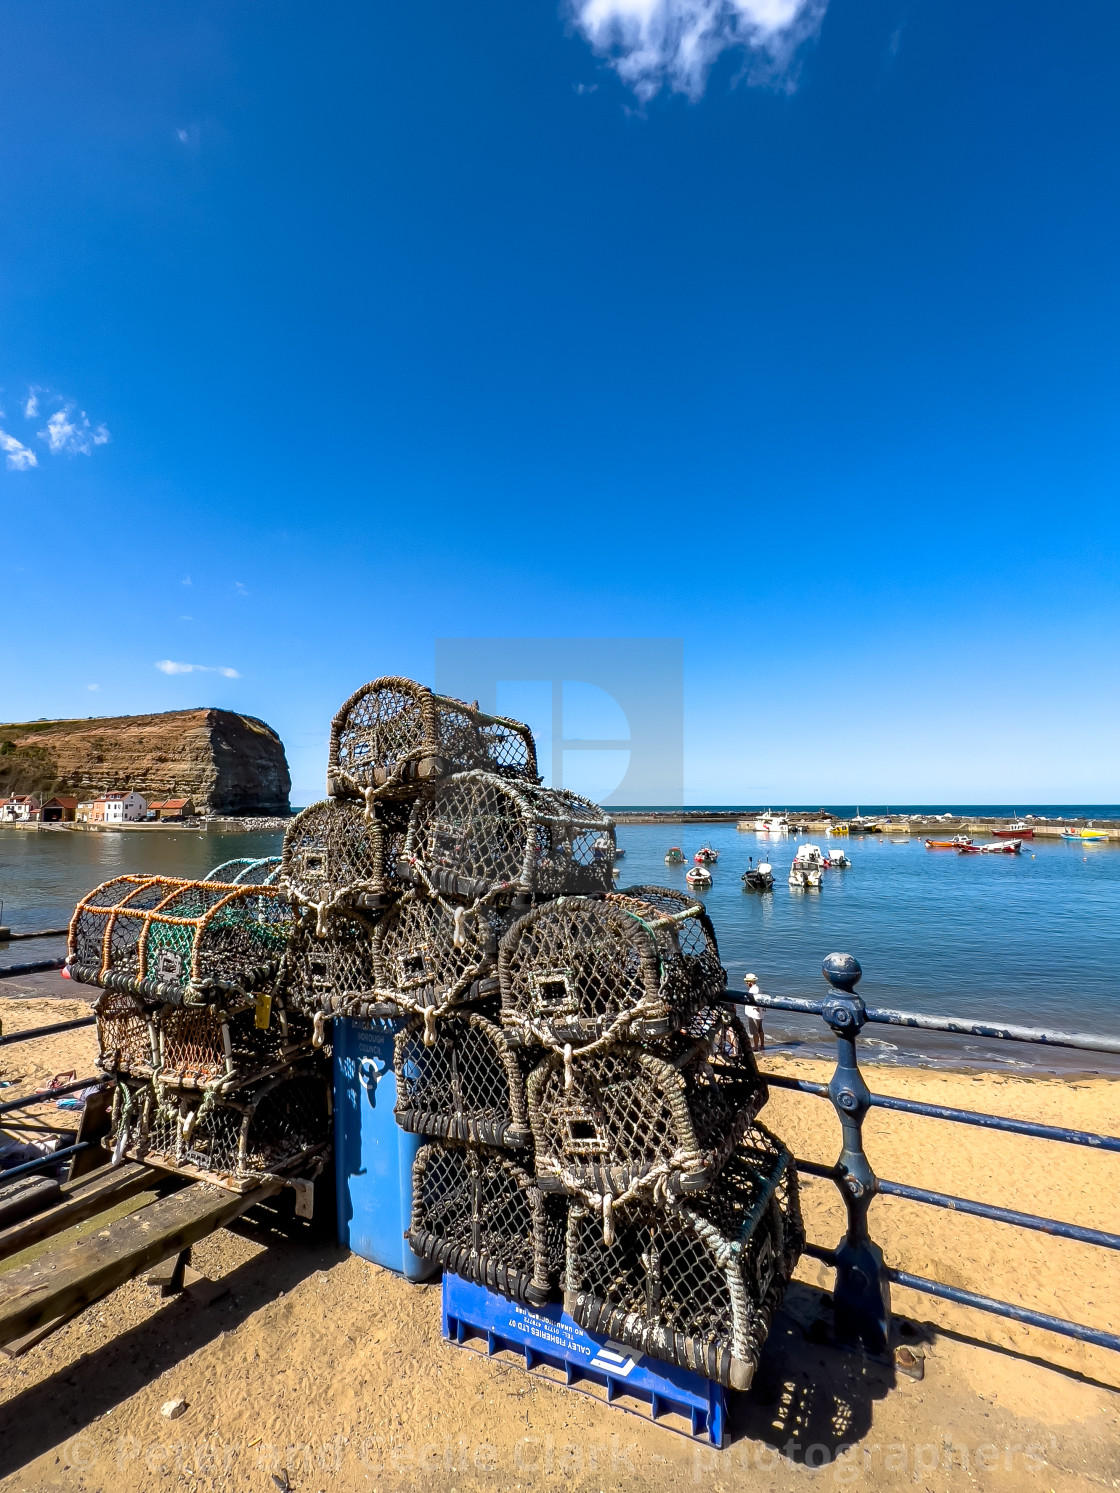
1;0;1118;806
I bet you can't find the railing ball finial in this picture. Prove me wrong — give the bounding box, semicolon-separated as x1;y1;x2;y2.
823;952;862;994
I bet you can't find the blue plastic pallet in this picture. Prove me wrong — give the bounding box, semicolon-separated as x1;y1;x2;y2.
442;1274;726;1447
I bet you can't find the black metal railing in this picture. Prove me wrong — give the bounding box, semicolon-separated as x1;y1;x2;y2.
749;953;1120;1356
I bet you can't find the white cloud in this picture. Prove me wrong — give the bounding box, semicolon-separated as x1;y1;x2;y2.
87;683;99;691
41;406;110;456
569;0;827;99
155;660;241;679
24;391;39;419
234;581;249;596
0;430;38;471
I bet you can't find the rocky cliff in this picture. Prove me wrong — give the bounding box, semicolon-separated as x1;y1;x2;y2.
0;709;291;815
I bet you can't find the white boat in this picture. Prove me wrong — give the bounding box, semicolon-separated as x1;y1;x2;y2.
789;862;822;889
827;848;851;868
792;842;829;868
754;811;790;834
685;864;712;888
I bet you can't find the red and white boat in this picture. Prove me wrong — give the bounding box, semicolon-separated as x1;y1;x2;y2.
694;846;719;864
994;821;1033;839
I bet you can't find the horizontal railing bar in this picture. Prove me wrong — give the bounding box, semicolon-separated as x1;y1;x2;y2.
876;1179;1120;1251
0;1017;96;1047
0;1078;102;1115
764;1070;1118;1152
792;1157;841;1180
759;1072;830;1097
884;1268;1120;1353
802;1241;839;1266
863;1005;1120;1056
0;1143;88;1183
0;958;67;980
869;1091;1120;1151
747;991;1120;1056
0;929;69;942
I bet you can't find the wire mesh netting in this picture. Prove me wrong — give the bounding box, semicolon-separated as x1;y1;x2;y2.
527;1011;766;1205
328;677;538;798
400;773;615;904
68;877;296;1002
94;988;156;1075
281;910;382;1017
280;799;409;914
564;1125;805;1390
408;1142;565;1306
369;891;508;1023
393;1010;533;1148
499;887;725;1054
109;1069;331;1189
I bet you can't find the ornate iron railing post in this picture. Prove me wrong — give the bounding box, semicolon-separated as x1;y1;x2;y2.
820;953;891;1354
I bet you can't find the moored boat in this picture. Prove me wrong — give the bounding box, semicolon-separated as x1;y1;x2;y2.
828;848;851;868
664;846;686;864
694;846;719;864
685;864;712;888
926;835;972;849
741;857;774;891
994;821;1033;839
978;840;1022;854
789;861;822;889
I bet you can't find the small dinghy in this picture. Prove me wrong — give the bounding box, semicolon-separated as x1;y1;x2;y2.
741;857;774;891
685;864;712;888
926;835;972;850
694;846;719;864
664;846;686;865
827;848;851;868
978;839;1022;854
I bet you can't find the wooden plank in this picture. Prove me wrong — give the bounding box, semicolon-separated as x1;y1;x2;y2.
0;1163;167;1263
0;1178;279;1346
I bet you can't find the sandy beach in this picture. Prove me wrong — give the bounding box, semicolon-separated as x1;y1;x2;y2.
0;1001;1116;1493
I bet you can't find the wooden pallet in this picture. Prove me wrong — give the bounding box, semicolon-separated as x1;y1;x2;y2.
0;1164;278;1351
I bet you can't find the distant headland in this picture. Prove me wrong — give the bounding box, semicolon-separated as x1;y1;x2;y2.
0;708;290;817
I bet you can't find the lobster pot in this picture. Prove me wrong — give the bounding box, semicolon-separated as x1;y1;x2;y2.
401;773;615;904
94;988;157;1076
205;856;281;886
393;1011;533;1148
280;798;409;913
527;1015;766;1204
111;1069;331;1191
499;888;725;1053
68;877;295;1002
564;1128;805;1391
369;891;509;1021
328;676;538;798
280;910;405;1022
407;1142;564;1306
161;1001;312;1089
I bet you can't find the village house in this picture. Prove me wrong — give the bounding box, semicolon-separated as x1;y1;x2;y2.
91;791;148;823
76;801;95;823
41;795;78;822
147;797;195;821
0;795;42;823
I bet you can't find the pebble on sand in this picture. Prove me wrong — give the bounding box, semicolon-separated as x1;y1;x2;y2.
161;1399;188;1419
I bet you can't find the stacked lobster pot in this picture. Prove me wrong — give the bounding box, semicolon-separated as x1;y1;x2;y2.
278;677;617;1307
501;889;806;1392
67;870;330;1190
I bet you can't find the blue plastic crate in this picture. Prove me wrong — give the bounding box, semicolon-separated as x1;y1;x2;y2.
333;1015;438;1282
442;1274;726;1446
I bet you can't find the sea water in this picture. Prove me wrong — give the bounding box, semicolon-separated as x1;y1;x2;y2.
3;822;1119;1072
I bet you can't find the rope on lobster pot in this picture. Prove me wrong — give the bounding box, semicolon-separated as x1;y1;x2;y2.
563;1043;574;1091
312;1011;326;1047
602;1192;615;1249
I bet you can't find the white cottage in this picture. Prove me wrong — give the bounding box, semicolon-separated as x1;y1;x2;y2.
92;791;148;823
